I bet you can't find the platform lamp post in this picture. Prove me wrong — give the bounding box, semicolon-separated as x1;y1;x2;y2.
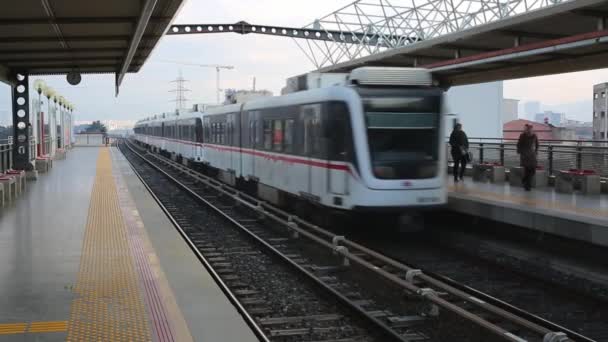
33;80;46;158
58;96;65;150
42;86;55;156
69;104;74;148
63;101;69;150
51;93;59;157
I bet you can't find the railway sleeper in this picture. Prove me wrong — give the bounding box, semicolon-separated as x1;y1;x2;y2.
268;326;353;337
215;268;236;275
247;307;274;315
207;256;227;262
305;338;365;342
386;315;428;328
239;297;267;306
258;314;344;326
365;310;392;319
234;289;259;296
400;332;430;341
310;265;343;276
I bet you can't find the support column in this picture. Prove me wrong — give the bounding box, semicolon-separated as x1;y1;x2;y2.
12;72;32;171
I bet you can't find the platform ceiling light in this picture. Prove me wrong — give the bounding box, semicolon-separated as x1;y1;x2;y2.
43;86;55;99
59;96;65;107
33;79;46;94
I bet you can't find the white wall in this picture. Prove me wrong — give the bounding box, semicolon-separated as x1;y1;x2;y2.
443;81;503;138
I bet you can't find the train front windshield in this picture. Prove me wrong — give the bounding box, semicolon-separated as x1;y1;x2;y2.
363;92;441;180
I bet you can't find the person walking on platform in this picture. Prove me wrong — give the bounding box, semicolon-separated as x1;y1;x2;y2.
449;123;469;182
517;124;539;191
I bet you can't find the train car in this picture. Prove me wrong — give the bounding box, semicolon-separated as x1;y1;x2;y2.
133;67;446;219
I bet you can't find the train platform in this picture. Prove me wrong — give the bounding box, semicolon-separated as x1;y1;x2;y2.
0;146;257;341
447;178;608;248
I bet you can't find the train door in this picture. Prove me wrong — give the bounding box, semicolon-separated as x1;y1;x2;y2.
327;103;348;195
249;111;260;179
301;104;324;198
195;118;203;161
228;113;237;174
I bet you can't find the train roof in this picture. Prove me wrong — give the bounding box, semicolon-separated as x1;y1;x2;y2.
243;86;356;111
134;111;203;126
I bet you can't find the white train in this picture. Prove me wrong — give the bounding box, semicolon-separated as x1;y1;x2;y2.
133;67;447;216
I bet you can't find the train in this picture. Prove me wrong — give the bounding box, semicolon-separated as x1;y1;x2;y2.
133;67;447;222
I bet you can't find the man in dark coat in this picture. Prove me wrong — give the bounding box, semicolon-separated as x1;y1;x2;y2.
517;124;539;191
449;123;469;182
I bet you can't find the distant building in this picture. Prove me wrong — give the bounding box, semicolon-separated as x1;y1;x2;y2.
504;119;575;141
564;120;593;140
102;120;136;130
502;98;519;123
444;82;503;138
593;83;608;140
534;111;566;126
523;101;541;120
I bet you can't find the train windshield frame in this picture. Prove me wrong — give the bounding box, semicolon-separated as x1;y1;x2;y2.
358;87;442;180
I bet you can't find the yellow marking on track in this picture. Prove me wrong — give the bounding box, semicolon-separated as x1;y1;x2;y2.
66;148;152;341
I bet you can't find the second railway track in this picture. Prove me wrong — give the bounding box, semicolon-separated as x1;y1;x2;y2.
118;139;595;342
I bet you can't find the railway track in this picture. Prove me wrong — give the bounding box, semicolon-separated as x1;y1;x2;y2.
353;229;608;342
119;139;593;342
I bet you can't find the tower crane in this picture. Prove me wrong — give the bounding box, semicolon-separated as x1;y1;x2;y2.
159;60;235;104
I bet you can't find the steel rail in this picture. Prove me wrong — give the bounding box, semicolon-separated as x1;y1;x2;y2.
124;139;585;342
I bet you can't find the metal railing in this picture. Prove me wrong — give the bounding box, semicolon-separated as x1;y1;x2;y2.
43;136;52;156
0;139;12;173
447;138;608;177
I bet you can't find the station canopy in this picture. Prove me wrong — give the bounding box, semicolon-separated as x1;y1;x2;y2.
318;0;608;86
0;0;184;90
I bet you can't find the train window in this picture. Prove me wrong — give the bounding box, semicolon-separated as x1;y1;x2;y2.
272;120;283;152
196;119;203;143
284;119;294;153
263;120;272;150
250;121;256;147
220;122;225;144
216;123;221;144
204;119;210;143
301;104;323;157
325;102;351;161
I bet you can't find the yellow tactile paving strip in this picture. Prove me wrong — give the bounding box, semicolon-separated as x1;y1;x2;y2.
66;148;152;341
449;184;608;219
110;147;193;342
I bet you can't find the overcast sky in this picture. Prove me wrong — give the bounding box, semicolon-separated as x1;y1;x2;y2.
1;0;608;124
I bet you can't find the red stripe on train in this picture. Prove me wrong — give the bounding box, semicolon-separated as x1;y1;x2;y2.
141;136;351;173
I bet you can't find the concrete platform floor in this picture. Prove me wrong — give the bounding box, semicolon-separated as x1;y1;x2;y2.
0;147;257;341
448;177;608;247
